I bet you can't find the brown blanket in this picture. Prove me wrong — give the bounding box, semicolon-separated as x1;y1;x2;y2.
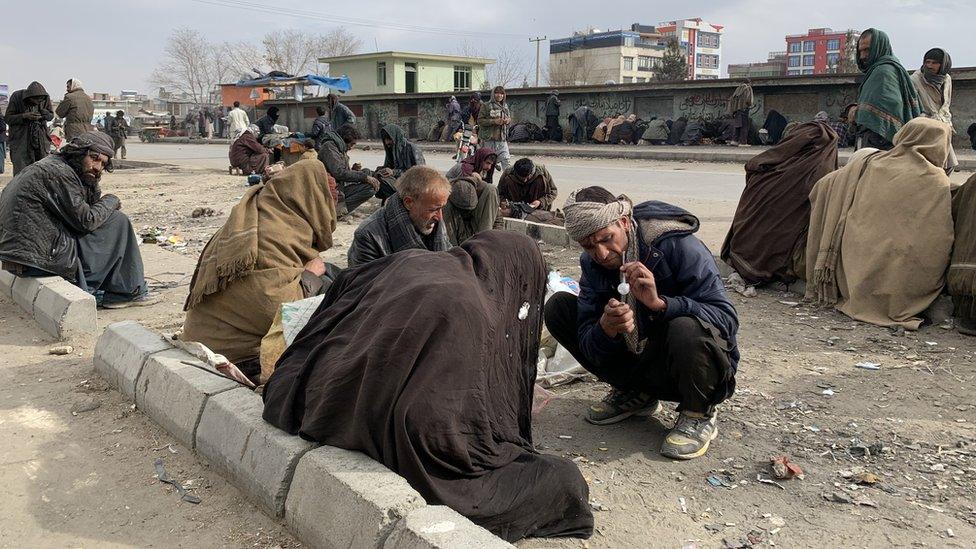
949;174;976;322
262;231;593;542
805;118;953;329
721;122;838;284
183;159;336;362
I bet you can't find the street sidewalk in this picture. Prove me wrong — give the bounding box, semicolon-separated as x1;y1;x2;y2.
157;136;976;170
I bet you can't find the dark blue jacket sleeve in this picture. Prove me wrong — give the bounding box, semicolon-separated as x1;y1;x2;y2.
576;260;628;367
659;237;739;343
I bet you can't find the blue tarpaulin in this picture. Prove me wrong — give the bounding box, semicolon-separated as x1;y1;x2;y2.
235;74;352;93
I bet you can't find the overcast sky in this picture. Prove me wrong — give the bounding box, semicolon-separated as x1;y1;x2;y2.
2;0;971;97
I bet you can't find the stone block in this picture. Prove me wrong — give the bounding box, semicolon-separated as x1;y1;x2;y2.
383;506;514;549
285;446;426;549
11;276;56;313
0;269;14;298
134;349;239;448
501;217;528;234
195;388;316;517
94;321;173;400
32;278;97;339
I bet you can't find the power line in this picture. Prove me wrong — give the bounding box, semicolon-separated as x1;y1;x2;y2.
189;0;527;39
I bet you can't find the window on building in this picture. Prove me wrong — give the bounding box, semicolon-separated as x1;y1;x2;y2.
624;36;636;47
698;32;720;48
788;56;801;68
827;39;840;51
803;41;815;52
623;76;634;83
826;53;840;67
638;55;654;70
623;57;634;71
696;54;719;69
453;65;471;91
787;69;800;76
802;69;814;75
802;55;815;67
789;42;802;53
376;62;387;86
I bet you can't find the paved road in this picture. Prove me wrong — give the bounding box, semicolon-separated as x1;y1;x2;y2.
121;141;974;250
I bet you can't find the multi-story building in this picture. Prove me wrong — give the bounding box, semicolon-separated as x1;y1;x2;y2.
656;18;724;79
548;24;667;86
728;51;788;79
785;28;859;75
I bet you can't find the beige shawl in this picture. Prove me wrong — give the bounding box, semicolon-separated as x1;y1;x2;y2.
182;159;336;362
805;118;953;329
910;70;957;169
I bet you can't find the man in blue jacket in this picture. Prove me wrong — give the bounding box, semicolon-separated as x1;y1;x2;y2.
544;186;739;459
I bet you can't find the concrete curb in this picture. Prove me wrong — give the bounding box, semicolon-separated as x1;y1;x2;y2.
2;273;97;340
92;321;509;548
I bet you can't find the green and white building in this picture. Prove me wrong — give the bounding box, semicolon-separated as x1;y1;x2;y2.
319;51;495;96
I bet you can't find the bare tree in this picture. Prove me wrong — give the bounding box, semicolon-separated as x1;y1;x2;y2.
150;28;226;106
262;28;363;76
221;40;267;81
457;42;529;89
547;54;599;86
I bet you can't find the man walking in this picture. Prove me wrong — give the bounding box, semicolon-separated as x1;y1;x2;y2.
56;78;94;141
477;86;512;170
545;90;562;142
6;81;53;174
544;186;739;460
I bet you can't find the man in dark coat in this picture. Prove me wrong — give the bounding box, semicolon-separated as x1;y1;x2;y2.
317;123;388;216
110;111;128;159
255;106;280;142
327;93;355;130
229;124;270;176
378;123;425;180
55;78;94;141
0;133;158;308
6;81;54;175
545;90;562;141
348;166;451;267
307;105;333;150
544;187;739;460
569;105;597;144
498;158;558;211
0;114;7;175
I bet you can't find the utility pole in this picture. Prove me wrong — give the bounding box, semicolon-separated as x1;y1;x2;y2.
529;36;547;87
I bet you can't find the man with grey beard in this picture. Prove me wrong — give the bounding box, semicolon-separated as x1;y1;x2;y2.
0;132;160;308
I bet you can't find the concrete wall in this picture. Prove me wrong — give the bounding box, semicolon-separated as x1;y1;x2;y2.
269;69;976;145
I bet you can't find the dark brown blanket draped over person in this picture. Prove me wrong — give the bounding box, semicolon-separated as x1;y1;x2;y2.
949;174;976;334
721;122;838;284
182;159;336;363
262;231;593;542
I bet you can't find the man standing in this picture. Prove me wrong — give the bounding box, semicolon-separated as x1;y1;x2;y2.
327;93;355;130
544;187;739;460
317;123;387;216
0;133;159;308
55;78;94;141
111;111;128;160
347;166;451;267
911;48;956;172
6;81;53;175
498;158;557;211
227;101;249;141
852;28;920;150
307;105;333;150
569;105;595;144
477;86;512;170
545;90;562;142
727;80;753;146
445;95;462;140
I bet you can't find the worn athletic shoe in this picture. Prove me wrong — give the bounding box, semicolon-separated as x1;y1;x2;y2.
101;292;163;309
585;389;661;425
661;412;718;460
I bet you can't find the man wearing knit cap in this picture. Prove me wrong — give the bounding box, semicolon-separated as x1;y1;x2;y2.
544;186;739;459
0;132;160;308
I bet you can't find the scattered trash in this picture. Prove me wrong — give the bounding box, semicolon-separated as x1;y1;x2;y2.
822;491;877;508
855;362;881;370
70;396;100;415
48;345;73;355
947;528;955;538
153;458;201;504
924;341;938;347
756;474;786;490
557;435;573;440
769;515;786;529
678;496;688;513
152;444;179;454
727;272;757;298
822;388;835;397
589;500;610;512
190;207;216;218
706;474;733;488
777;300;800;307
770;455;805;480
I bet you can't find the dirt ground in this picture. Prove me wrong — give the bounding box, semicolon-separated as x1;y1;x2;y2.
2;161;975;548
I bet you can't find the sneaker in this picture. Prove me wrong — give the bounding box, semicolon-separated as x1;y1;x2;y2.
661;412;718;460
101;292;163;309
586;389;661;425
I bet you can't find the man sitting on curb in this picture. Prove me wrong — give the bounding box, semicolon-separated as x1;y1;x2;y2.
543;186;739;459
498;158;558;213
347;166;451;267
318;123;388;217
0;133;160;308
